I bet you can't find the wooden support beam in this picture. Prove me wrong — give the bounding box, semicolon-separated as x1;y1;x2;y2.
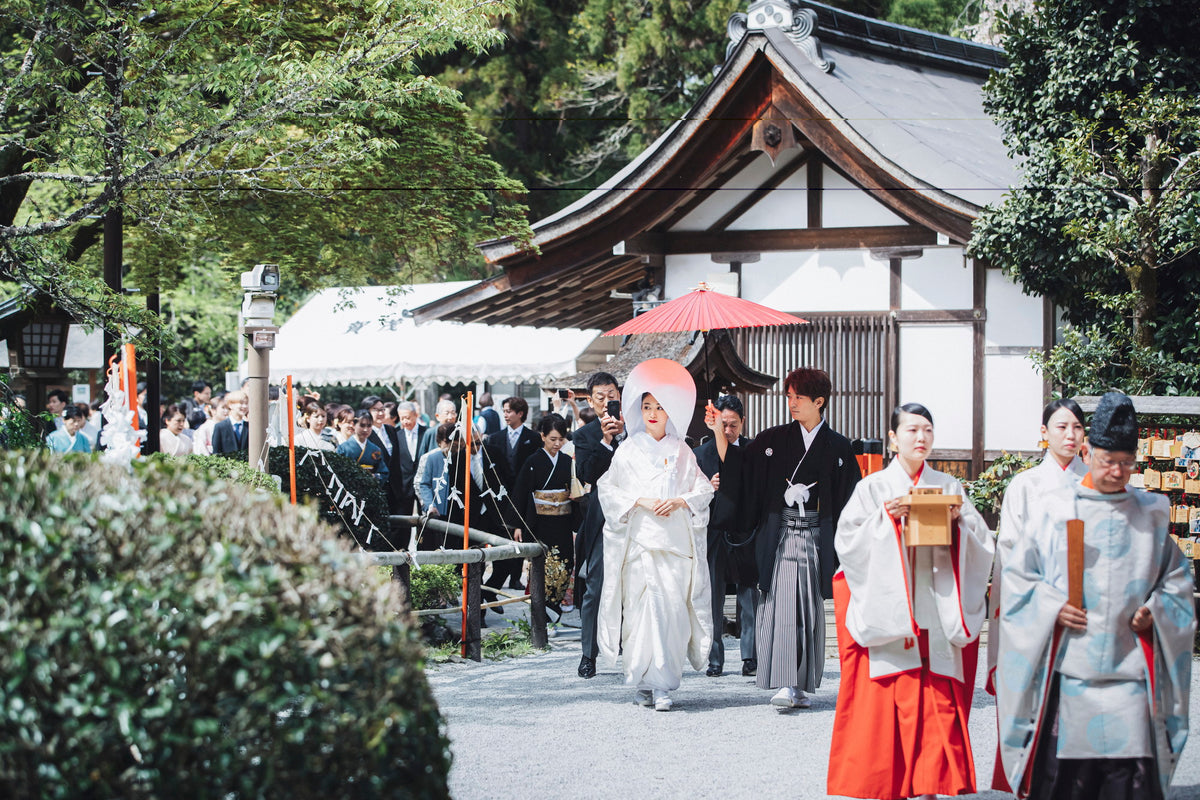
464;559;483;662
529;555;548;650
972;256;986;478
807;156;823;229
893;309;984;323
391;562;411;610
620;225;935;256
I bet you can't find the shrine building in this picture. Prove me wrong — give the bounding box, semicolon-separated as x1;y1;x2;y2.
415;0;1048;477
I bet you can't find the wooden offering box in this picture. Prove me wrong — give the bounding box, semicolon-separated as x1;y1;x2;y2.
901;487;960;546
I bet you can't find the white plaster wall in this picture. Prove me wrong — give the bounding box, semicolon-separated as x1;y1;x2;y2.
738;250;889;311
899;324;973;450
900;248;972;310
726;167;808;231
822;165;908;227
669;151;805;232
665;253;723;299
984;354;1045;451
986;268;1044;347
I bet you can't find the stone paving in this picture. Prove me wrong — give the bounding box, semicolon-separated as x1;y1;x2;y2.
426;601;1200;800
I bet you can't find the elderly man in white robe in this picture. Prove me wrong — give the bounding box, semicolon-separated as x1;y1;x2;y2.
596;358;715;712
997;391;1195;799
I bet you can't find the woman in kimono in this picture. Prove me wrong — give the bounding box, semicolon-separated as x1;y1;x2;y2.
596;359;715;712
986;398;1088;789
158;405;193;456
295;400;335;451
513;413;578;575
827;403;994;800
336;410;389;484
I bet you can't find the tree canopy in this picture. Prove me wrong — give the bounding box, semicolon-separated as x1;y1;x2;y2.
0;0;530;345
969;0;1200;395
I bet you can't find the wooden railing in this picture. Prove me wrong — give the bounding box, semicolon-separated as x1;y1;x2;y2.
368;516;548;662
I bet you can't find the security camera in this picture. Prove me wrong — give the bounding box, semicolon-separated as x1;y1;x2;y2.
240;263;280;293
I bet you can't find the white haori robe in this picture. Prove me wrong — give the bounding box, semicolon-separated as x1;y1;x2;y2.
996;480;1195;796
835;459;994;681
988;453;1088;689
596;432;714;690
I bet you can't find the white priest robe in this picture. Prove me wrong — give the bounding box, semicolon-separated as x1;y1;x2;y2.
596;432;714;690
836;459;994;680
988;453;1088;690
996;478;1195;796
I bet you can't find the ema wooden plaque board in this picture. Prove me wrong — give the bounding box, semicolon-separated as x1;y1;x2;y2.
901;488;959;546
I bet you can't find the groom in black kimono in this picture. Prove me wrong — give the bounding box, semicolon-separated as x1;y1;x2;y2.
741;368;860;708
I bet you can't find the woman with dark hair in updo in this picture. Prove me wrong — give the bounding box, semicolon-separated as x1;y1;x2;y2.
982;398;1089;791
159;404;193;457
295;400;334;451
827;403;994;800
512;413;579;577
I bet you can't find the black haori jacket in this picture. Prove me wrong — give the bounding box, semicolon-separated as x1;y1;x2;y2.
740;420;860;598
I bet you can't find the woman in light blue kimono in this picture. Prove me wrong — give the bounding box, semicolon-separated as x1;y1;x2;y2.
46;406;91;454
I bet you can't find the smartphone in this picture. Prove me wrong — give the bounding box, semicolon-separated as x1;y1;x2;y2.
606;400;621;419
558;389;568;399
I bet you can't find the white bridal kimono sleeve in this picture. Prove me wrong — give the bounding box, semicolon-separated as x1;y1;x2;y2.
595;432;715;678
835;459;994;681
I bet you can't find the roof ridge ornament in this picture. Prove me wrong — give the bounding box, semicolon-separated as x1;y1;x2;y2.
732;1;835;74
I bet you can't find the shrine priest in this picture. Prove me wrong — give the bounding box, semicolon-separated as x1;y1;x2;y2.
996;391;1195;799
740;368;860;708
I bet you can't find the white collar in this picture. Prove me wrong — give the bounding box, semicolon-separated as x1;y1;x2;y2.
544;449;559;469
800;419;823;449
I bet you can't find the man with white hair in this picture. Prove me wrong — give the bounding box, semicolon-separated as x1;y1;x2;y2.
420;398;458;456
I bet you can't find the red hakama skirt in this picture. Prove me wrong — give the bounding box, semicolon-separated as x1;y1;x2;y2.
826;572;979;799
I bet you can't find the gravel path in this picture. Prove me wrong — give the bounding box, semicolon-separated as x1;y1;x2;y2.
427;608;1200;800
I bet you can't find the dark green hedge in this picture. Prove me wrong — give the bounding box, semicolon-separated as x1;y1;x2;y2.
0;451;450;799
267;445;393;551
206;445;393;550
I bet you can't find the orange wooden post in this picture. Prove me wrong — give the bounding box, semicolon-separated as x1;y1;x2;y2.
286;376;297;505
1066;519;1085;608
461;392;474;658
123;344;138;430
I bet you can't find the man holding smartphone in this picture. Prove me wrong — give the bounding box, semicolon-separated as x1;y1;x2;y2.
572;372;624;679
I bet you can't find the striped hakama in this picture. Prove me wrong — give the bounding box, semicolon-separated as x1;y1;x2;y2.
755;507;823;692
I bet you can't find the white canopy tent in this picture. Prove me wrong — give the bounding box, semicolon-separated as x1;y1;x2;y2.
258;282;601;387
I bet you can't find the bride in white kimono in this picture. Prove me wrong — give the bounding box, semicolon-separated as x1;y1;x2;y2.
596;358;715;712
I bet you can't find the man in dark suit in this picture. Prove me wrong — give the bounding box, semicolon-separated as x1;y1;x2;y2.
211;390;250;457
572;372;623;679
693;394;756;677
481;395;540;596
386;400;429;544
362;395;402;509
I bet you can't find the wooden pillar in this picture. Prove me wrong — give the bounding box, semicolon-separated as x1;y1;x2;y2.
464;559;483;662
528;553;548;650
971;258;987;478
391;562;411;610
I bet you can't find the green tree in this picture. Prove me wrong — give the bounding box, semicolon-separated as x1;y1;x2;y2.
1;0;530;348
969;0;1200;395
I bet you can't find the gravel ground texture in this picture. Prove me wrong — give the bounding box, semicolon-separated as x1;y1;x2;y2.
427;606;1200;800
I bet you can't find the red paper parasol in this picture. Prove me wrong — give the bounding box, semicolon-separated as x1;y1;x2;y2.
603;283;807;403
602;284;806;337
